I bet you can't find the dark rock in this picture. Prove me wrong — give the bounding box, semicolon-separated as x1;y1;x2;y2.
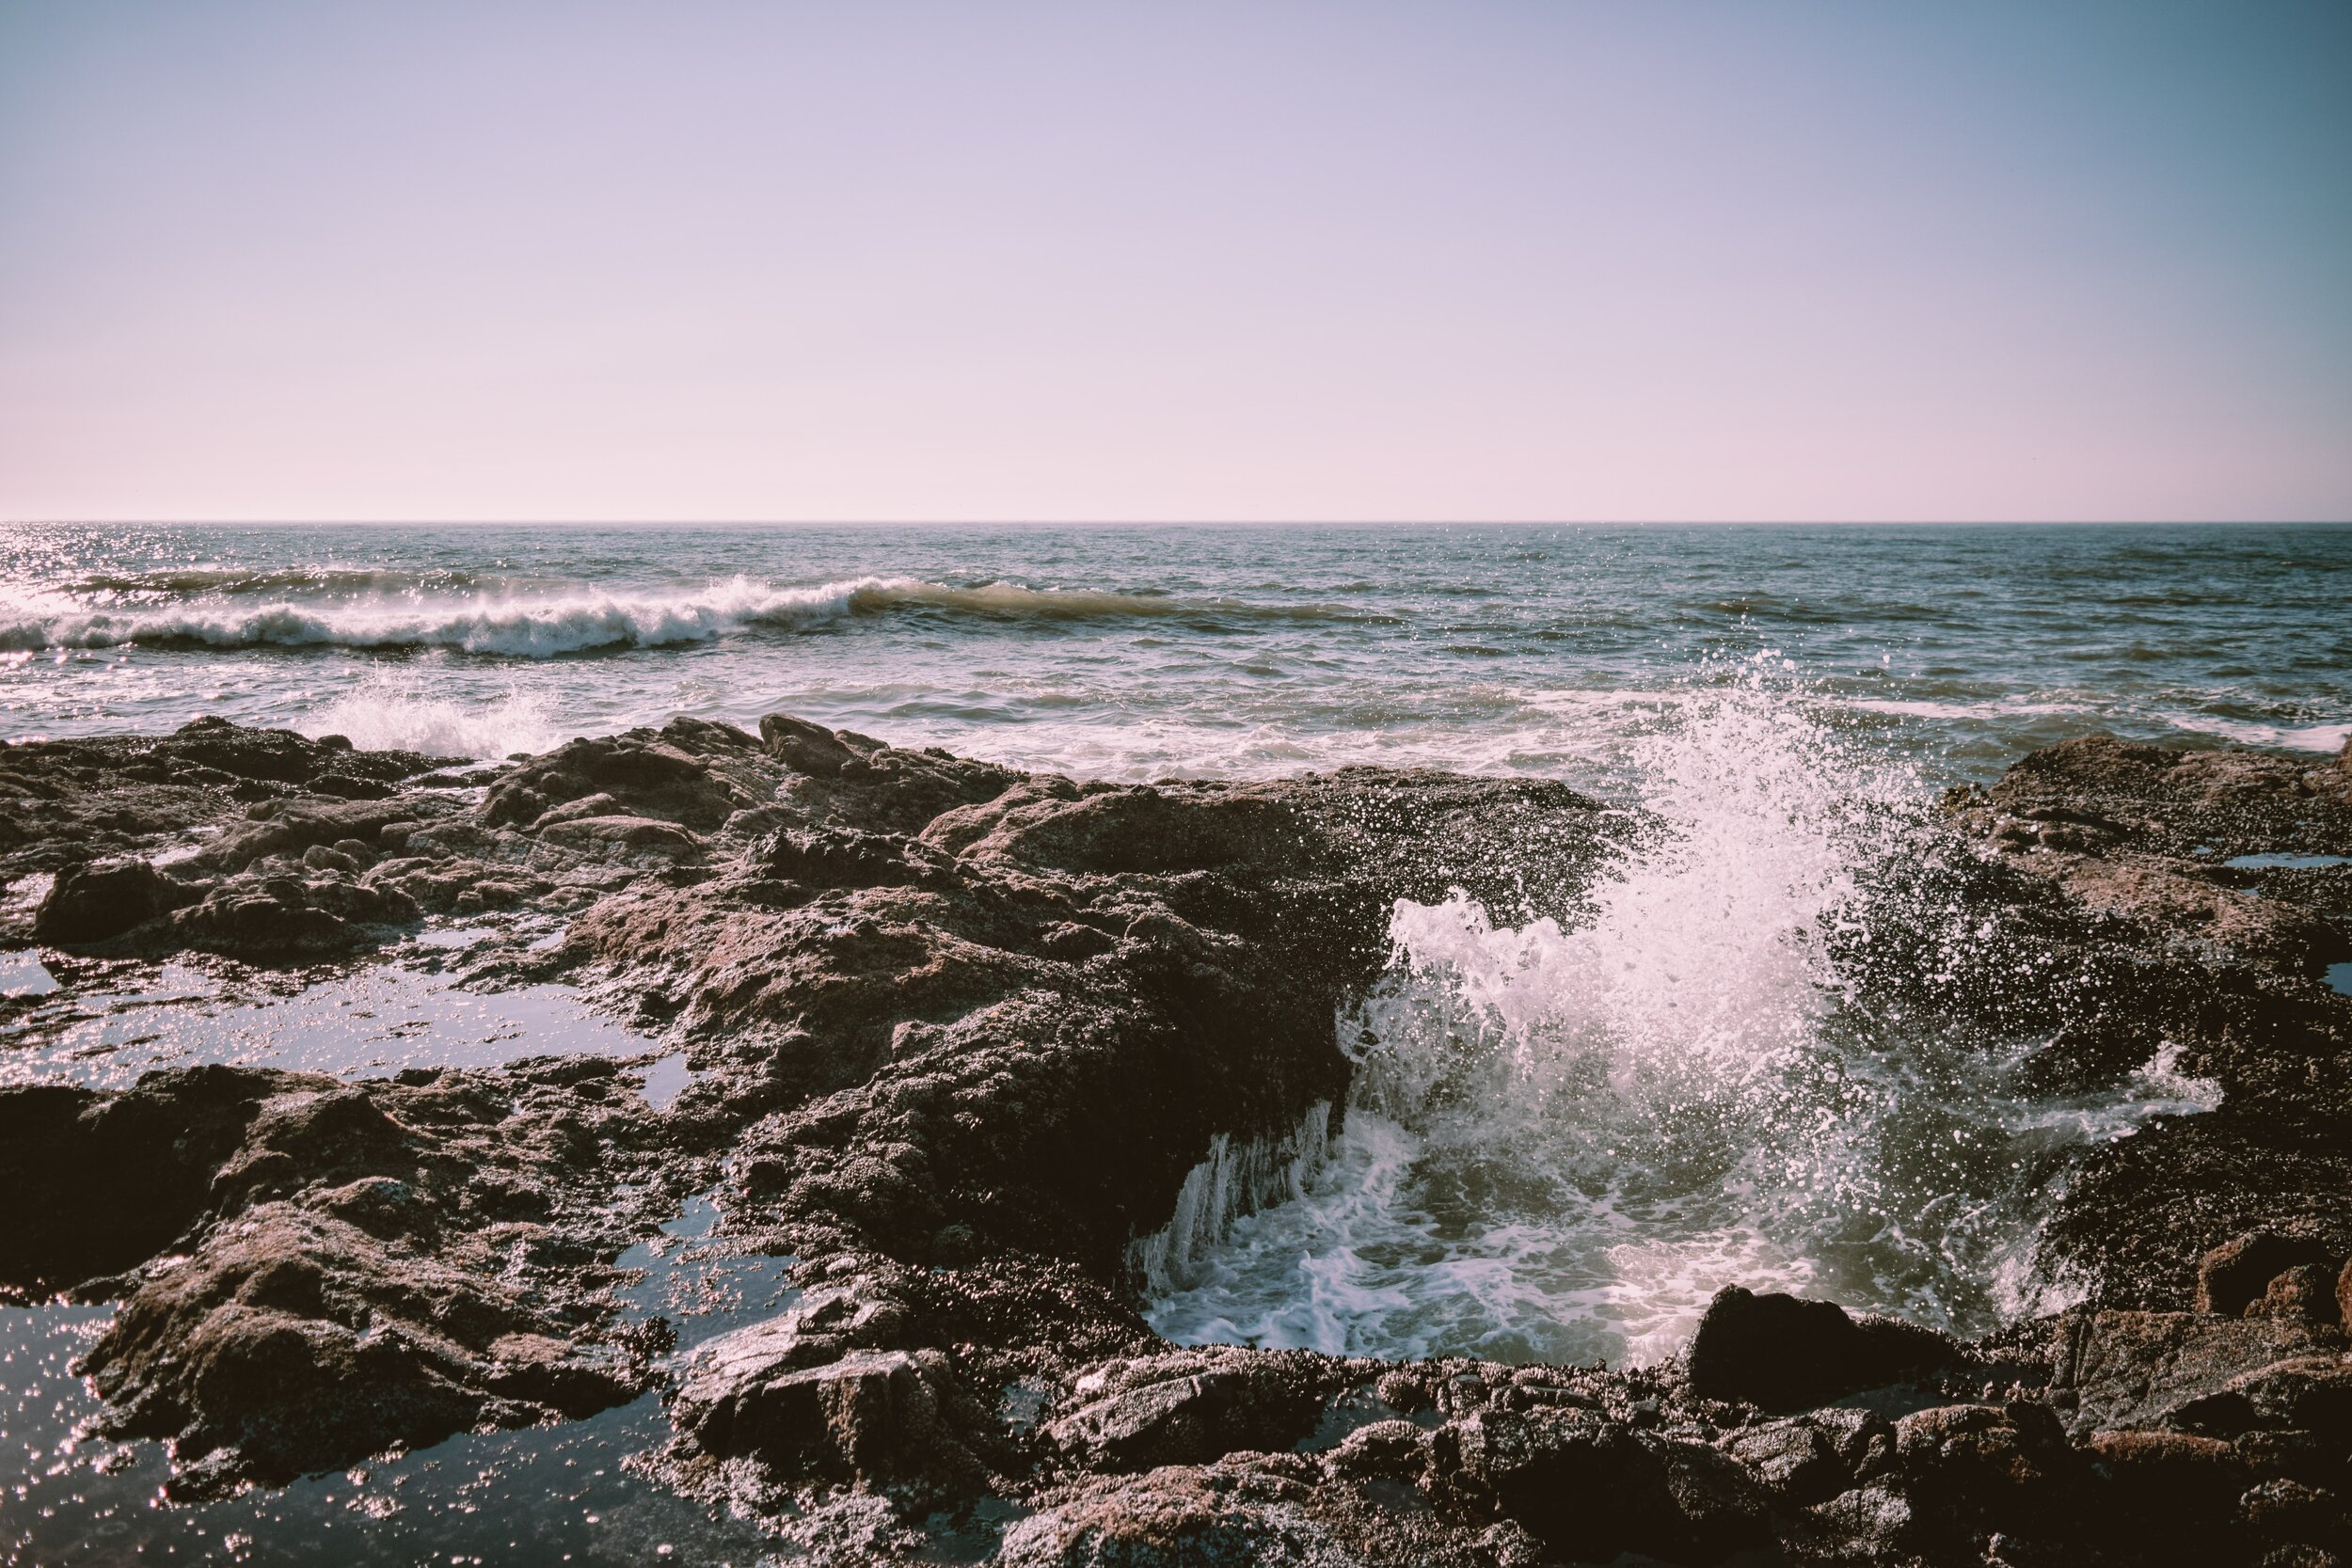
2258;1265;2344;1326
2081;1429;2250;1552
0;1067;292;1292
2202;1232;2341;1318
2052;1308;2339;1436
32;859;193;942
1431;1407;1770;1564
997;1463;1352;1568
1686;1285;1959;1411
674;1341;962;1482
80;1203;630;1488
1724;1417;1851;1504
761;713;862;777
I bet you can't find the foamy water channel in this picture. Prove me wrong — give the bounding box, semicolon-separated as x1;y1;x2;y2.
1144;679;2223;1365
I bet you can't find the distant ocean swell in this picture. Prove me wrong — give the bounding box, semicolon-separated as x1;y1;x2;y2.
0;576;1387;657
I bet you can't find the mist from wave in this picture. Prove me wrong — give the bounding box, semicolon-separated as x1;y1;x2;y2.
1142;664;2225;1365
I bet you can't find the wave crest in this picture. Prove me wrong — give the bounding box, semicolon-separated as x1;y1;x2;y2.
0;576;1380;657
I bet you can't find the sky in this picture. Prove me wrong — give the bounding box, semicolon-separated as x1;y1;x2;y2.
1;1;2347;523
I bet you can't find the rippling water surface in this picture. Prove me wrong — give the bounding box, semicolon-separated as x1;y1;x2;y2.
6;522;2346;783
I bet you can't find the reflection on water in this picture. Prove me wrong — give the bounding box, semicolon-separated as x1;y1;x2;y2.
0;943;660;1092
1;1198;795;1567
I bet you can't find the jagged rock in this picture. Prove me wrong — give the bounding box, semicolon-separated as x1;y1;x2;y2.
674;1343;961;1482
2052;1309;2342;1435
1724;1416;1851;1504
2202;1232;2342;1317
1685;1285;1960;1411
2259;1266;2344;1326
1801;1483;1919;1560
1323;1418;1429;1482
0;1067;294;1292
761;713;862;777
10;716;2352;1564
998;1462;1359;1568
482;726;755;831
1430;1407;1770;1563
1048;1352;1331;1472
533;814;707;856
199;798;417;873
2081;1429;2251;1555
32;859;194;942
672;1277;920;1460
81;1203;629;1489
1885;1402;2078;1537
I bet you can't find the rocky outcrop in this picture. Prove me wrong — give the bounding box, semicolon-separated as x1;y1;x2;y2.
7;718;2352;1562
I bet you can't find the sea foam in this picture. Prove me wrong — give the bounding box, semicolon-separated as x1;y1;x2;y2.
1143;664;2223;1365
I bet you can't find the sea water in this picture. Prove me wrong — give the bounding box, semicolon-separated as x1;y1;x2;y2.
0;522;2343;1547
5;523;2346;783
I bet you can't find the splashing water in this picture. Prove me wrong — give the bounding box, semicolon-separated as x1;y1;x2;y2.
1146;665;2220;1365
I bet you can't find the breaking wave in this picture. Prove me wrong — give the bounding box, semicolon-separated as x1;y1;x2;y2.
1145;663;2222;1366
0;576;1385;657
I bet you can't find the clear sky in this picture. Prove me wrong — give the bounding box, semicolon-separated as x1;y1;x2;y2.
2;1;2347;522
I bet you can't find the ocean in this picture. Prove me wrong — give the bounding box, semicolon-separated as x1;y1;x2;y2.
7;522;2347;784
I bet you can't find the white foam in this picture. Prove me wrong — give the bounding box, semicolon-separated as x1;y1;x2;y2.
1149;662;2221;1366
0;574;1379;659
1129;1102;1332;1295
1;576;878;657
297;670;561;759
2161;714;2351;754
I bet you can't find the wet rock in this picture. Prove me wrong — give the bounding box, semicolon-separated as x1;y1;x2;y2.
483;727;755;831
0;1067;294;1293
2202;1232;2342;1318
1685;1285;1961;1411
1430;1407;1770;1564
672;1276;918;1458
1323;1419;1429;1483
81;1203;630;1489
534;814;707;856
1884;1402;2078;1538
762;713;862;777
2081;1429;2250;1554
168;880;360;956
998;1463;1357;1568
1048;1351;1331;1472
2053;1308;2340;1435
1724;1416;1851;1504
674;1342;962;1482
1801;1483;1918;1561
202;798;418;873
2259;1265;2345;1326
31;859;194;942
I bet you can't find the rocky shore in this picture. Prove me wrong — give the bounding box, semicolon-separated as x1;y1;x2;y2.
3;716;2349;1565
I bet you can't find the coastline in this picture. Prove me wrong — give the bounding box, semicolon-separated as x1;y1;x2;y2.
3;714;2349;1564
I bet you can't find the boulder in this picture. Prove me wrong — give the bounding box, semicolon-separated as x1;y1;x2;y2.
32;859;193;942
761;713;862;777
1430;1407;1770;1564
673;1338;958;1483
1685;1285;1958;1411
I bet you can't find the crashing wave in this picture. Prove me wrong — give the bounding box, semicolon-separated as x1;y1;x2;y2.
0;575;1387;657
